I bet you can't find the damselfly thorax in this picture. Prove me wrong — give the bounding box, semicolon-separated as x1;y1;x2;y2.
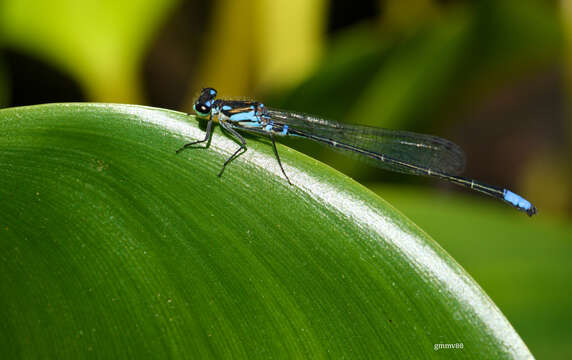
215;101;289;136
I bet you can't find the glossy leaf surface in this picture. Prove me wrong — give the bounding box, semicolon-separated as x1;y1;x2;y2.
0;104;532;358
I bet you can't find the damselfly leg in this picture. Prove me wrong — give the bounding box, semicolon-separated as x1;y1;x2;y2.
270;134;292;185
175;116;214;154
218;120;247;177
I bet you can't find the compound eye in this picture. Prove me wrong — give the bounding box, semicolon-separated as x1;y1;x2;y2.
196;104;210;115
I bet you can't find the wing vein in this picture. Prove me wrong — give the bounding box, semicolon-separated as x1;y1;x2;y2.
266;107;466;175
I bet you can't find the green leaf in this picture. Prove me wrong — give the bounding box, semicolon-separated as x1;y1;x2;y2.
371;184;572;359
0;104;532;358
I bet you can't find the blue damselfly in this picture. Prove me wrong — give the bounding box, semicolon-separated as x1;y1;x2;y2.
177;88;537;216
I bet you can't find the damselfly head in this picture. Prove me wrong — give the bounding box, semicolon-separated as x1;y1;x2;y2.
194;87;217;117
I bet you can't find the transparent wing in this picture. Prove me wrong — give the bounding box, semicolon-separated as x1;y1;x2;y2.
266;108;466;176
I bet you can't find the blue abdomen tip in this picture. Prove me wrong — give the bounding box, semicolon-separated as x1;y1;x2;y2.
503;190;537;216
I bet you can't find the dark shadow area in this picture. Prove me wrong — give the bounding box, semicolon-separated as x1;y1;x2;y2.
1;48;85;107
142;0;212;110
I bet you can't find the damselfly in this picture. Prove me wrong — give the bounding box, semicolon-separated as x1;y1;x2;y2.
177;87;537;216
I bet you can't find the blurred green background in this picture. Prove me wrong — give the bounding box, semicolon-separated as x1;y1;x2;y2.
0;0;570;358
